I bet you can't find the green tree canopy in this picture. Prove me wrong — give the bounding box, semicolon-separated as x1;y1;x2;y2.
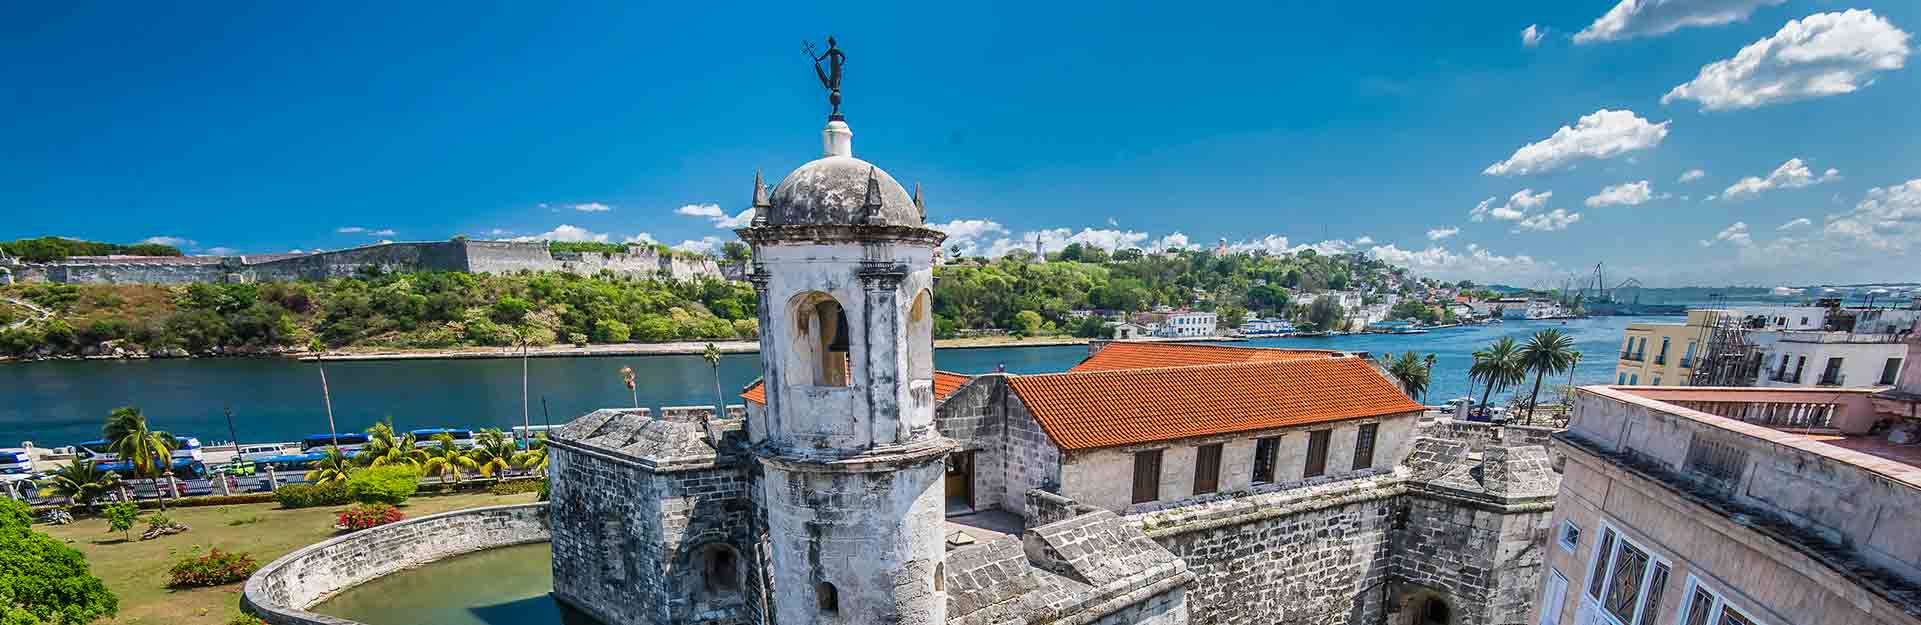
0;498;119;624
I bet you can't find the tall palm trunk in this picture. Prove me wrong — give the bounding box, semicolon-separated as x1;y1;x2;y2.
1477;379;1495;417
316;353;339;447
521;343;531;438
1526;369;1547;425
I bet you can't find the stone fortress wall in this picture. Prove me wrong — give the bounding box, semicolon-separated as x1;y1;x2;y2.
241;503;550;625
9;239;732;285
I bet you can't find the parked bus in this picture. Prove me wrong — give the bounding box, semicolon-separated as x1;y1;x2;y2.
237;443;297;463
298;432;370;453
96;457;209;480
77;436;205;462
410;428;475;449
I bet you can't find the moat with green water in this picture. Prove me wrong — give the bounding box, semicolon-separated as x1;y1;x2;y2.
312;543;590;625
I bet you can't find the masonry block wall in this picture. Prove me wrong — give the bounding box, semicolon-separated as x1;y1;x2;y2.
548;441;755;625
1394;495;1554;625
1143;486;1400;625
937;375;1010;512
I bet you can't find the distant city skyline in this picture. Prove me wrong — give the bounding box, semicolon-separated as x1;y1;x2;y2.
4;1;1918;287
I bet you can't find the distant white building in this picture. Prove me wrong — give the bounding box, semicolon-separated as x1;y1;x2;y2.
1108;321;1147;340
1157;310;1217;337
1751;330;1907;389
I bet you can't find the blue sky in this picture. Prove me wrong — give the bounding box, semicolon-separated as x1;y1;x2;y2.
4;1;1918;287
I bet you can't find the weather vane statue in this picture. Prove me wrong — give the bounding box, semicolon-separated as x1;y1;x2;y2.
803;36;846;120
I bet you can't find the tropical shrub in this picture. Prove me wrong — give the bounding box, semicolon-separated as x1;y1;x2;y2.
336;503;404;531
167;548;259;587
2;498;119;623
273;481;351;509
103;502;141;541
487;478;545;495
227;615;268;625
346;465;420;505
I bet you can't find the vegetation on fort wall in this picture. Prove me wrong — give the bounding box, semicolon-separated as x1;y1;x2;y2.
0;271;759;358
0;236;183;262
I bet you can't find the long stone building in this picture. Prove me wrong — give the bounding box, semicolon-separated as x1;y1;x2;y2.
545;105;1565;625
0;239;730;285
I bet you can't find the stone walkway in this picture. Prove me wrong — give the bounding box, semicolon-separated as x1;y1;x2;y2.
943;509;1024;551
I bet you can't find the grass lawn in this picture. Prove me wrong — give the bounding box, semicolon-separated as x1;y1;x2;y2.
40;490;540;625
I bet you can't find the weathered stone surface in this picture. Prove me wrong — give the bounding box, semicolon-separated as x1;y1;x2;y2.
242;503;549;625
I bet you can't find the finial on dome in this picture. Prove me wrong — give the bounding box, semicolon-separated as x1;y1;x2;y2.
912;182;925;221
861;166;884;224
750;170;770;227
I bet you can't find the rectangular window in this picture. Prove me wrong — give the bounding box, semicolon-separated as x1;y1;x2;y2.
1131;450;1162;504
1304;430;1330;478
1352;423;1378;470
1682;577;1765;625
1629;374;1638;385
1618;372;1627;384
1558;520;1581;553
1882;358;1903;385
1642;563;1670;625
1252;437;1279;484
1602;540;1650;623
1652;376;1662;386
1193;444;1222;495
1588;528;1615;600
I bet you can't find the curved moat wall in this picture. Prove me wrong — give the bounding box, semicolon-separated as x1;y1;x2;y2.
242;503;551;625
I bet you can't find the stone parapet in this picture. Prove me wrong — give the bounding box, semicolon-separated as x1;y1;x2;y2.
241;503;550;625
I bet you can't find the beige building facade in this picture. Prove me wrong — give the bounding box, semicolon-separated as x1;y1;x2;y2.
1536;385;1920;625
1613;310;1724;386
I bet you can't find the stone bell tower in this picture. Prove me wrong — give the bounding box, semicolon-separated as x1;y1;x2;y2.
737;108;952;625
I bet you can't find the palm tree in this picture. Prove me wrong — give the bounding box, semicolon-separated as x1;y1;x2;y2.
1469;337;1527;417
304;447;353;485
421;433;479;487
309;338;341;449
103;407;176;509
41;458;121;511
1519;329;1580;424
474;428;516;478
1421;353;1438;402
512;437;549;476
619;366;639;409
703;343;725;418
1386;351;1431;401
360;421;423;468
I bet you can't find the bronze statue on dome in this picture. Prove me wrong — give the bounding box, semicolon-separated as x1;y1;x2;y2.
804;36;846;120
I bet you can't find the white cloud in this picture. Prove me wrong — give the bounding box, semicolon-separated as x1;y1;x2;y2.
676;202;753;229
336;226;395;237
204;247;239;256
1151;232;1196;251
485;228;513;237
509;224;610;243
673;236;726;255
1663;10;1912;111
1469;189;1552;222
1483;109;1669;176
1702;222;1753;247
1522;24;1545;47
1678;169;1706;183
1224;235;1295;255
139;236;195;247
624;232;657;244
929;219;1012;256
1426;226;1460;241
1822;178;1921;251
1585;181;1658;207
369;229;396;236
336;227;367;234
1777;217;1812;231
1722;158;1839;199
569;202;613;213
1353;236;1375;246
1514;209;1583;232
1367;243;1556;283
375;240;394;245
1575;0;1783;44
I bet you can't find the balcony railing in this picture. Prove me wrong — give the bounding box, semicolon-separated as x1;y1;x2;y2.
1680;357;1694;368
1621;351;1644;362
1771;369;1803;384
1654;355;1667;365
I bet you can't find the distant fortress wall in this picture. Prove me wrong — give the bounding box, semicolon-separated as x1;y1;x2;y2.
12;240;733;285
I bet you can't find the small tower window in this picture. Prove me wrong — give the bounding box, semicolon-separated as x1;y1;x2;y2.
791;292;851;387
816;581;839;615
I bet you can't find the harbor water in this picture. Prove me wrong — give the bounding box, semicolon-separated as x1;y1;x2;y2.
1;316;1645;447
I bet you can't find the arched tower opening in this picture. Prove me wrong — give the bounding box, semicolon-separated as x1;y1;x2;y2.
789;291;850;387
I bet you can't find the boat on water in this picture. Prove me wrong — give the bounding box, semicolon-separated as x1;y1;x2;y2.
1391;328;1430;335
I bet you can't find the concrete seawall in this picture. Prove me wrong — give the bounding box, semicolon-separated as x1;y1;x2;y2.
242;503;550;625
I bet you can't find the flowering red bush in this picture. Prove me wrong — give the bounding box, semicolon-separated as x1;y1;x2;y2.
336;503;404;531
168;548;260;587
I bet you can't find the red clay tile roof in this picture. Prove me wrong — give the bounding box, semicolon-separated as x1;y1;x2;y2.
1008;358;1423;451
740;371;973;405
1069;342;1342;373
